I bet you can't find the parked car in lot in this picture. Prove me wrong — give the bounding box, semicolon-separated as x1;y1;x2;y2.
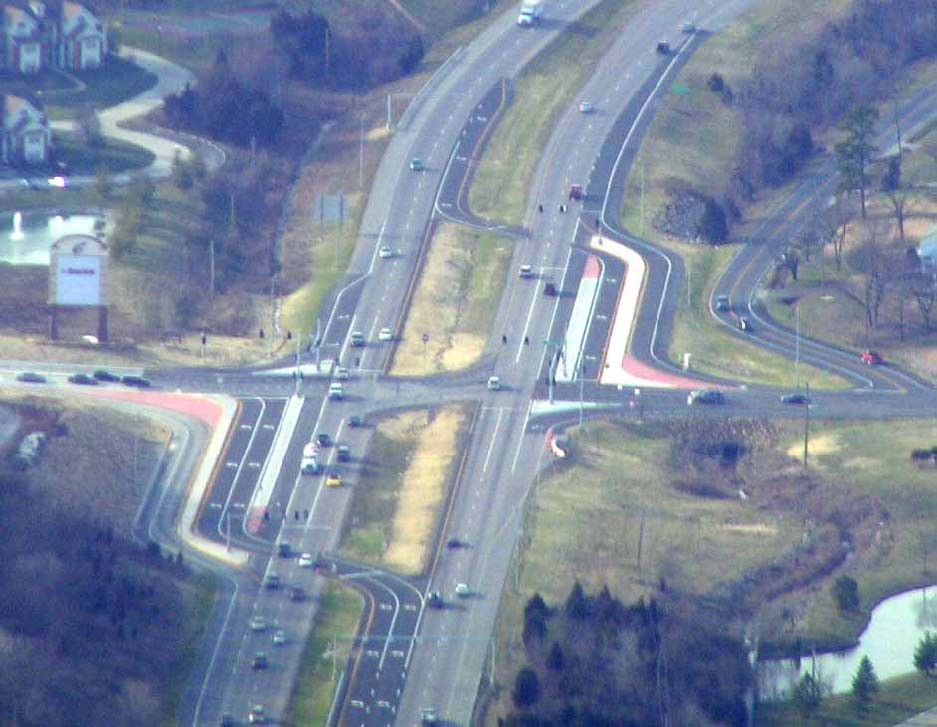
687;389;725;406
16;372;46;383
68;373;98;386
780;392;811;405
93;369;120;382
861;349;883;365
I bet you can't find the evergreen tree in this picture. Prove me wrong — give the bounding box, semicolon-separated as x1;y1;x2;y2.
793;672;822;717
851;655;879;710
913;631;937;676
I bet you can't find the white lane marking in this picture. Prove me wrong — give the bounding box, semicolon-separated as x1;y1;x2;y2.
482;409;504;474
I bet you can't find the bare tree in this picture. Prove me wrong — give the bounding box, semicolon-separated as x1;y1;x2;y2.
831;195;853;269
885;185;914;245
913;277;936;331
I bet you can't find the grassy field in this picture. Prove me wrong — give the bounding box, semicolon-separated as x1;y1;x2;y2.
288;583;363;726
469;0;635;225
54;131;155;174
759;671;937;726
341;406;469;575
488;415;937;721
668;244;850;389
45;56;158;120
615;0;866;389
391;223;511;375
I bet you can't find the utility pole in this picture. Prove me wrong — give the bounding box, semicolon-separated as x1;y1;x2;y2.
640;159;646;237
579;362;586;426
359;113;365;189
314;318;321;372
209;239;215;297
795;304;801;389
803;381;810;469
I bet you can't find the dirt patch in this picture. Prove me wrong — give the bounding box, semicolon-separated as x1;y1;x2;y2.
787;432;839;459
720;523;779;535
383;406;467;573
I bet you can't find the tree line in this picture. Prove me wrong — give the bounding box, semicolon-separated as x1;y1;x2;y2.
501;584;751;726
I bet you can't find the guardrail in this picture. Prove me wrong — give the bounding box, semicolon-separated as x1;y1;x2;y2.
397;46;465;132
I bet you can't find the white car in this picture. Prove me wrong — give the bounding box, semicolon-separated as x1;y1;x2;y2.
334;366;349;381
272;629;286;645
378;245;394;259
249;616;267;632
578;101;595;113
328;382;344;400
455;583;470;597
302;442;319;459
378;327;393;342
487;376;502;391
298;553;314;567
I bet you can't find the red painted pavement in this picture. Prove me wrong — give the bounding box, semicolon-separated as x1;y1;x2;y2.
583;254;601;279
93;390;223;427
621;354;716;390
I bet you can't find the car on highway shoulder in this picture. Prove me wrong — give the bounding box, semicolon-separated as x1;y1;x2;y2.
861;349;883;366
378;245;395;259
687;389;725;406
409;158;425;172
298;552;314;567
578;101;594;113
68;373;98;386
780;392;811;405
249;615;267;632
16;372;46;383
378;327;393;342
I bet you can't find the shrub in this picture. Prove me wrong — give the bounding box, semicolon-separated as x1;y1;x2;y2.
832;574;860;612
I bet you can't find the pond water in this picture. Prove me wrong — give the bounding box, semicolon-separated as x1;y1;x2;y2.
759;585;937;697
0;211;104;266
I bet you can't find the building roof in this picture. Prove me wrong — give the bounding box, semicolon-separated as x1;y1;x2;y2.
5;4;40;35
4;94;47;133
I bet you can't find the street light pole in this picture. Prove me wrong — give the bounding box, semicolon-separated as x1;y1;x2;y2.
795;304;801;389
579;363;586;427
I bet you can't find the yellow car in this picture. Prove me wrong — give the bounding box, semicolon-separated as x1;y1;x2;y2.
325;473;343;488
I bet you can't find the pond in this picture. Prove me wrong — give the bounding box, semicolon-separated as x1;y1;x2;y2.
759;585;937;697
0;211;104;266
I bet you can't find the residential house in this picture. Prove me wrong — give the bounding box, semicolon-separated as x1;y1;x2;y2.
919;226;937;272
2;93;50;164
57;1;105;71
2;1;106;75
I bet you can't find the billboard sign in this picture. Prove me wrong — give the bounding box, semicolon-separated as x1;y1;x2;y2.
54;254;102;306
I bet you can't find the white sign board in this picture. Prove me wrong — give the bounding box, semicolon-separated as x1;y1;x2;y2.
54;254;102;306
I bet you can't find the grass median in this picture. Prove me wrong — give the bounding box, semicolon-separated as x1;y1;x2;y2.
341;405;470;576
391;222;511;375
288;583;363;726
489;415;937;720
469;0;636;225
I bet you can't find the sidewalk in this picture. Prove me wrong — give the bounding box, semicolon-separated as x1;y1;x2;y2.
47;45;225;186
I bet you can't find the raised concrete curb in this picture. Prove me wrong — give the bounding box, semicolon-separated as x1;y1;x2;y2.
246;395;304;533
